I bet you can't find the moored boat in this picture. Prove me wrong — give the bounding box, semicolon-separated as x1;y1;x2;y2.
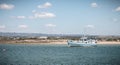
67;37;97;47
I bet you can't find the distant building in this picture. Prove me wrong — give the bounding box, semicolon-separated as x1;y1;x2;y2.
38;36;48;39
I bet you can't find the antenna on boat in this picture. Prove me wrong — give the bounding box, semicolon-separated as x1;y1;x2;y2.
83;26;87;37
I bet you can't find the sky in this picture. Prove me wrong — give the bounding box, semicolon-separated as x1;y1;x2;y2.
0;0;120;35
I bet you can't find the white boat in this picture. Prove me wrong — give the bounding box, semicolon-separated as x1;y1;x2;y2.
67;37;97;47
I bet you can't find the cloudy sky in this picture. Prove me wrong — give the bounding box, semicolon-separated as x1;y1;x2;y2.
0;0;120;35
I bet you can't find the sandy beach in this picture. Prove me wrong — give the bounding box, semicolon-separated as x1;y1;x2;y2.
0;39;120;45
97;41;120;44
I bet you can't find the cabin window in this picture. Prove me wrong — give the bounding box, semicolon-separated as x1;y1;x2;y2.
84;39;87;41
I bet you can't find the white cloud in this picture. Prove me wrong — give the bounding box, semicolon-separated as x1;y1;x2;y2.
0;25;6;29
32;10;36;13
115;6;120;11
30;2;55;19
0;3;14;10
91;3;98;7
45;24;56;27
17;16;26;19
38;2;52;8
11;12;55;19
113;18;118;22
84;25;95;34
28;16;35;19
34;12;56;18
11;16;26;19
18;25;28;29
85;25;95;28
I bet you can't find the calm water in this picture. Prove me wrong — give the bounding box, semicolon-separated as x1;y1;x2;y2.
0;43;120;65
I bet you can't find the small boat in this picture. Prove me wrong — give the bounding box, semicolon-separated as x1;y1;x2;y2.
67;37;97;47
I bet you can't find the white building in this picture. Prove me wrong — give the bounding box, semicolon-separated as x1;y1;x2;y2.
38;36;48;39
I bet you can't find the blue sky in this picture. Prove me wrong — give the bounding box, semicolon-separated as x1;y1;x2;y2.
0;0;120;35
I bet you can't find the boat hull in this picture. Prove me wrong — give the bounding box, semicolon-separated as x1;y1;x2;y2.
67;41;97;47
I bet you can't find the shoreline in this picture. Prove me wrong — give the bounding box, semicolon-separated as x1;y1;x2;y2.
0;40;120;45
97;41;120;44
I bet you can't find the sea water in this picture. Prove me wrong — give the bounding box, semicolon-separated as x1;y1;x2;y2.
0;43;120;65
